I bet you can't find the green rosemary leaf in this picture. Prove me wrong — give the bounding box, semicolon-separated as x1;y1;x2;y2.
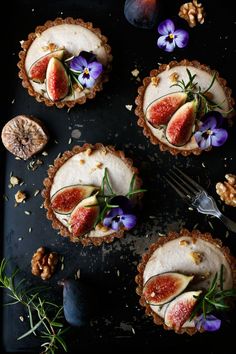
55;335;68;352
104;168;114;195
126;189;147;197
203;72;216;93
51;321;64;328
128;173;136;195
220;264;224;291
28;305;36;336
17;317;45;340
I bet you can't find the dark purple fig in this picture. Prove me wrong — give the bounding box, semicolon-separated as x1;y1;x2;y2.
68;195;99;238
124;0;159;29
51;185;97;215
146;92;187;128
143;272;193;306
164;290;202;330
61;279;91;327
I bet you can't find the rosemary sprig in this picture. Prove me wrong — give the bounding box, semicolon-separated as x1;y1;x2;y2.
190;265;236;321
0;259;69;353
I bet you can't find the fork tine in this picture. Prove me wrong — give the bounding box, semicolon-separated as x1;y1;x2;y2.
173;167;205;192
164;176;190;203
169;170;197;195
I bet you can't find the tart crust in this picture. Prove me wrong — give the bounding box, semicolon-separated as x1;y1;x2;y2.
42;143;142;246
135;228;236;335
18;17;112;108
135;59;235;156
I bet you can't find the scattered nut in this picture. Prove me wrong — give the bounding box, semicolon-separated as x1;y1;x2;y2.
151;76;160;87
10;176;20;187
125;105;133;111
189;251;203;265
95;162;103;169
15;190;26;203
95;223;109;232
31;247;58;280
169;72;179;83
179;239;189;246
79;159;85;165
179;0;205;28
131;68;140;77
216;174;236;207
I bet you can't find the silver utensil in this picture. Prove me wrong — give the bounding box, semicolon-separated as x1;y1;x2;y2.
165;167;236;233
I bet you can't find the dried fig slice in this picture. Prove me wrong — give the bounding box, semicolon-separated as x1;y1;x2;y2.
1;115;49;160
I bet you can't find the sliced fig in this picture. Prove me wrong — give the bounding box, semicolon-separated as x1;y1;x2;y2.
143;272;194;306
46;57;69;101
1;115;49;160
146;92;187;128
51;185;98;215
165;100;197;146
28;49;64;83
164;290;202;331
68;194;99;238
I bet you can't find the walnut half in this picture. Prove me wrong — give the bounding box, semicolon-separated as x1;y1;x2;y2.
179;0;205;28
31;247;59;280
216;174;236;207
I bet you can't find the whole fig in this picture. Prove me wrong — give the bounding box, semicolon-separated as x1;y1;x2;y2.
61;279;91;327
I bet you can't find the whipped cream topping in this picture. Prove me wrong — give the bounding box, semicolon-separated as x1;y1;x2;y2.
25;23;109;101
143;235;233;327
143;65;230;151
50;149;135;238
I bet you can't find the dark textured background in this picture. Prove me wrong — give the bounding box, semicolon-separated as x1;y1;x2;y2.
1;0;236;353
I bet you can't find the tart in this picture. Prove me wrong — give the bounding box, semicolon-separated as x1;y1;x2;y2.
135;60;235;156
18;18;112;108
42;143;142;246
136;229;236;334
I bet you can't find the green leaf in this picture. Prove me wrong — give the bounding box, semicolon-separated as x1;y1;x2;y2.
55;335;68;351
51;321;64;328
17;317;45;340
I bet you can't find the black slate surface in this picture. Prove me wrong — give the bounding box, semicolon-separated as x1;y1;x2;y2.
1;0;236;353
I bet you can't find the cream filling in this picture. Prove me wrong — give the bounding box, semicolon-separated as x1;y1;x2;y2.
25;23;109;101
143;65;230;151
50;149;135;238
143;235;233;328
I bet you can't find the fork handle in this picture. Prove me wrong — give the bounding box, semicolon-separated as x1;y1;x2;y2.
215;212;236;233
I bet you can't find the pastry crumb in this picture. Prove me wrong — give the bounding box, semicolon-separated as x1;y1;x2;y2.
95;161;103;169
179;239;189;246
79;159;85;165
86;148;93;156
15;190;26;203
151;77;160;86
189;251;203;264
169;72;179;83
125;104;133;111
131;68;140;77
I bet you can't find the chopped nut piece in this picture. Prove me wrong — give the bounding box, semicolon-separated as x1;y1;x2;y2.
169;72;179;83
151;76;160;86
189;251;203;265
125;104;133;111
216;174;236;207
179;0;206;28
31;247;58;280
42;151;48;156
15;190;26;203
131;68;140;77
95;162;103;169
10;176;20;186
179;239;189;246
79;159;85;165
86;148;93;156
95;223;109;232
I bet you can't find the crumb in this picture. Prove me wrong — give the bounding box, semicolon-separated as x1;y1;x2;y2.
131;68;140;77
42;151;48;156
79;159;85;165
151;77;160;86
125;104;133;111
10;176;20;187
15;191;26;203
189;251;203;264
86;148;93;156
169;72;179;83
95;162;103;169
24;210;31;215
179;239;189;246
34;189;40;197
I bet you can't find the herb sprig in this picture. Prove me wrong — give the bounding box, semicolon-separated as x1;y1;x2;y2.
190;265;236;321
0;259;68;353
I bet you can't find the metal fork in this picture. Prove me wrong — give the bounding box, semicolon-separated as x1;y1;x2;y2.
165;167;236;233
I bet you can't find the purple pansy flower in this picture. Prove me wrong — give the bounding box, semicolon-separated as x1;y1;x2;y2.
194;111;228;150
195;314;221;332
103;196;137;231
69;52;103;89
157;19;189;52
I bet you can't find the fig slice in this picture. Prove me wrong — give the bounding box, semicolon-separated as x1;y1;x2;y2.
68;194;100;238
1;115;49;160
165;100;197;146
51;185;98;215
164;290;202;331
28;49;64;83
143;272;194;306
145;92;187;128
46;57;69;101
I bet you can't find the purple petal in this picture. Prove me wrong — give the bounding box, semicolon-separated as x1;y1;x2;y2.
88;61;103;80
203;111;224;127
158;19;175;35
120;214;137;230
103;216;112;228
106;207;123;218
211;128;228;146
203;315;221;332
200;116;217;131
78;72;95;88
70;56;88;72
157;35;175;52
111;219;123;231
174;29;189;48
194;131;203;145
